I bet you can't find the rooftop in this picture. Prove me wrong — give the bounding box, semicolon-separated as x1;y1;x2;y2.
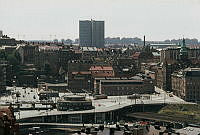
100;79;143;83
44;83;68;87
132;52;141;59
72;71;91;75
81;47;97;51
89;66;113;71
172;68;200;77
176;126;200;135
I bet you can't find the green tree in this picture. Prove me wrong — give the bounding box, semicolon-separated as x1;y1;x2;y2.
7;51;21;65
7;50;21;76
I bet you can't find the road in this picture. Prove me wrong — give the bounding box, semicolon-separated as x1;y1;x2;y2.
0;86;193;120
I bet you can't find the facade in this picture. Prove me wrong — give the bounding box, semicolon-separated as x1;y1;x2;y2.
68;60;93;73
160;42;200;65
68;71;91;93
156;39;193;91
67;60;94;93
113;57;139;77
0;37;16;46
17;44;38;64
93;75;154;96
79;20;92;47
57;95;93;111
172;68;200;102
156;62;174;91
79;20;104;48
17;64;38;87
89;66;114;77
58;49;75;72
38;83;68;92
36;45;61;74
36;45;82;75
38;90;59;100
0;60;7;94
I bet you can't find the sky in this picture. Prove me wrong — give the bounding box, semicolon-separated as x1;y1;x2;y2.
0;0;200;41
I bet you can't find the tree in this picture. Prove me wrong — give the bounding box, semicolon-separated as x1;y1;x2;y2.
5;50;22;86
65;39;73;44
53;39;59;43
7;51;21;66
61;39;65;44
0;50;6;59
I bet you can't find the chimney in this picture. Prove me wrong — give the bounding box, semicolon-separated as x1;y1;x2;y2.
144;35;146;46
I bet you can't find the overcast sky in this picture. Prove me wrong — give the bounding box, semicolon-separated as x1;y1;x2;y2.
0;0;200;41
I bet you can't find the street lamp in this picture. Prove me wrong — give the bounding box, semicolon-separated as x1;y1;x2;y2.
164;92;166;105
88;80;91;92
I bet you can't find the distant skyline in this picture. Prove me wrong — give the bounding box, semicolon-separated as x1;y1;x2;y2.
0;0;200;41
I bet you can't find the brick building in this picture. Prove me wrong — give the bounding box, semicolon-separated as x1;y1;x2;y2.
36;45;61;74
68;71;92;93
160;44;200;65
89;66;115;77
17;64;38;87
156;62;175;91
93;74;154;96
156;39;195;91
172;68;200;102
17;44;38;64
0;36;16;46
67;60;93;93
113;57;139;77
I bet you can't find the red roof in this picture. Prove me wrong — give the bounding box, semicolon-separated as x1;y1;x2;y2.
0;106;18;133
132;52;141;59
89;66;113;71
75;50;82;53
72;71;91;75
91;73;114;77
0;107;14;121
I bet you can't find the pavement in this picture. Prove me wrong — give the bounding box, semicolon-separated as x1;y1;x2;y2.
0;86;193;120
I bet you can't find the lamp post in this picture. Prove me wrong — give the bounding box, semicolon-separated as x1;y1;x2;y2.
88;80;91;92
13;76;17;104
164;92;166;105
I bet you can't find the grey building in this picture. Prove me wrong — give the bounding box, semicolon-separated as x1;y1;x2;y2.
79;20;104;48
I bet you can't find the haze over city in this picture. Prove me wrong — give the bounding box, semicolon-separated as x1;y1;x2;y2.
2;0;200;135
1;0;200;40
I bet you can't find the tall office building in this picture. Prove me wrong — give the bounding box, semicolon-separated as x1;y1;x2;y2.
79;20;104;48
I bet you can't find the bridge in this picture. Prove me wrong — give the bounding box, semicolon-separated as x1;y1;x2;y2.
2;87;192;124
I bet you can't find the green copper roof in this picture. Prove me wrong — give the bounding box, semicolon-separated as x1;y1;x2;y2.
180;38;188;54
